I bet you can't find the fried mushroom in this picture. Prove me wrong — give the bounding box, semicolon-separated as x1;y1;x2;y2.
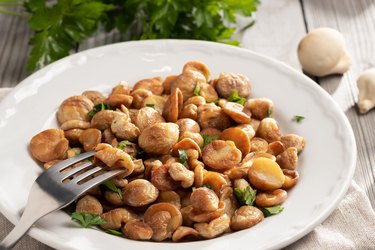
29;129;69;162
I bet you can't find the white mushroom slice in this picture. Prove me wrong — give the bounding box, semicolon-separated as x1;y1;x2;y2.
357;68;375;114
297;27;351;77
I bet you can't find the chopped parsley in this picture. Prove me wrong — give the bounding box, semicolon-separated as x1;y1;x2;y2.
259;205;284;217
117;140;135;150
268;108;273;117
227;90;246;105
102;180;123;199
146;103;155;108
234;186;257;206
292;115;305;123
201;134;219;150
193;82;201;96
178;149;188;167
87;103;112;118
106;229;123;236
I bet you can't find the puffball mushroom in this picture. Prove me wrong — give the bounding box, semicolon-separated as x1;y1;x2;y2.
297;27;351;77
357;68;375;114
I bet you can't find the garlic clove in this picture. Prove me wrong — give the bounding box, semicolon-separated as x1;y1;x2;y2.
357;68;375;114
297;27;351;77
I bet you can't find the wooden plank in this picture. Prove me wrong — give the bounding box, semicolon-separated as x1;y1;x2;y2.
302;0;375;208
241;0;306;69
0;11;31;88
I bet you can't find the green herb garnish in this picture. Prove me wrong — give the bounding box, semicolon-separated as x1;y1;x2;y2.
234;186;257;206
193;82;201;96
268;108;273;117
292;115;305;123
206;99;220;105
87;103;112;118
22;0;260;71
146;103;155;108
259;205;284;217
117;140;135;150
227;90;246;105
201;134;219;150
178;149;188;167
71;212;107;228
102;180;123;199
203;183;213;189
106;229;123;236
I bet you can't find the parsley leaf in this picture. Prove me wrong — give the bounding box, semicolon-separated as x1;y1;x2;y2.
203;183;213;189
102;180;123;199
227;90;246;105
87;103;112;118
234;186;257;206
201;134;219;150
178;149;188;167
292;115;305;123
193;82;201;96
26;0;113;71
146;103;155;108
259;205;284;217
71;212;107;228
106;229;123;236
24;0;260;71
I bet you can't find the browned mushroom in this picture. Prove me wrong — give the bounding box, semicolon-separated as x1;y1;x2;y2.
248;157;285;190
123;220;153;240
172;226;200;242
194;214;230;239
163;87;183;122
202;140;242;170
190;187;219;213
100;207;139;230
123;179;159;207
176;118;200;134
91;110;127;131
276;147;299;170
133;77;164;95
280;134;306;153
138;122;179;155
143;202;183;241
230;206;264;231
29;129;69;163
197;104;232;130
76;195;103;215
222;102;251;124
111;115;140;142
245;98;274;120
105;94;133;108
131;88;153;109
57;95;94;124
171;70;207;101
135;107;165;132
256;118;281;143
182;61;210;80
79;128;102;152
219;127;251;156
214;72;251;98
82;90;105;105
151;164;180;191
111;81;131;95
156;190;182;209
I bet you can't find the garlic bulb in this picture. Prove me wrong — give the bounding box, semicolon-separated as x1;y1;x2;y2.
357;68;375;114
297;27;351;77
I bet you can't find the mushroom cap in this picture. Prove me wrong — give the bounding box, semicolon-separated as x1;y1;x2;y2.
297;27;351;77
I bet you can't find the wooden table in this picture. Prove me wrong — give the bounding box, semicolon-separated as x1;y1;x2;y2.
1;0;374;249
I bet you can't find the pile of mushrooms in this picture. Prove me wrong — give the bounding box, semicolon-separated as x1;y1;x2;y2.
29;61;306;242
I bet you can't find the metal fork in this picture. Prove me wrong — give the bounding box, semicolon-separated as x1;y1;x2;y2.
0;151;125;250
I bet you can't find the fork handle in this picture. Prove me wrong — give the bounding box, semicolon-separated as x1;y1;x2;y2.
0;210;36;250
0;182;60;249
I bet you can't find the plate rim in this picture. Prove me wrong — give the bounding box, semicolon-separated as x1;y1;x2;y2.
0;39;357;250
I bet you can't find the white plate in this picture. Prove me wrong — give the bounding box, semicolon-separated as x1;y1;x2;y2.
0;40;356;250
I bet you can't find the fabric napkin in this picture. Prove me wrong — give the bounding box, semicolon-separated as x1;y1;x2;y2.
1;88;375;250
